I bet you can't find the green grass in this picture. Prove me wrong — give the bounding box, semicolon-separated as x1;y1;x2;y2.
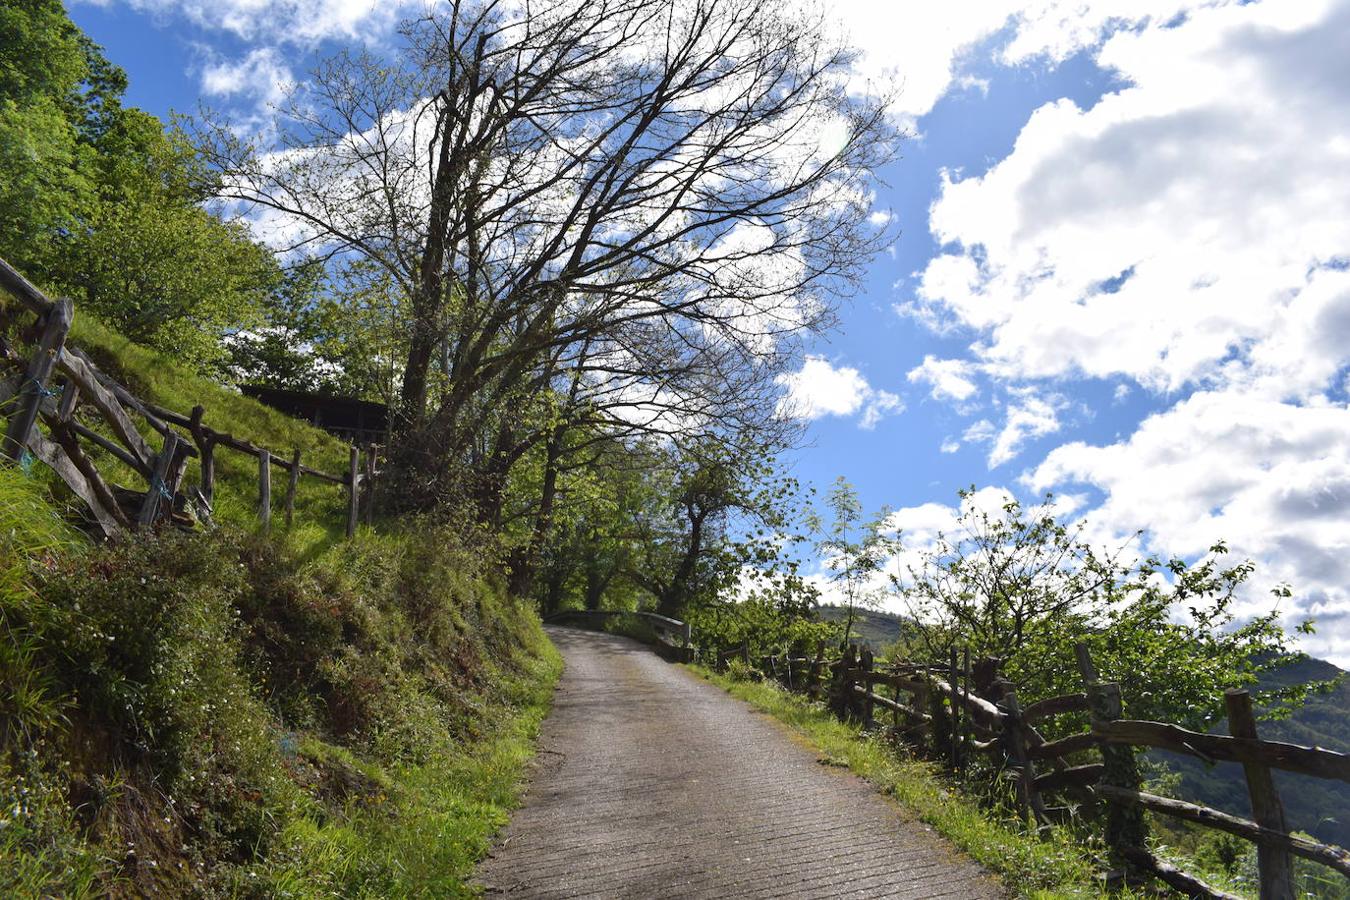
68;314;355;552
261;642;562;897
690;667;1106;900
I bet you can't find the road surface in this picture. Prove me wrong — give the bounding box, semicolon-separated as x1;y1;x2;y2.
477;627;1003;898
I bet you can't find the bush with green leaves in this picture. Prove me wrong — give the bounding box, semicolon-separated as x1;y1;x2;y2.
891;489;1324;734
0;513;556;895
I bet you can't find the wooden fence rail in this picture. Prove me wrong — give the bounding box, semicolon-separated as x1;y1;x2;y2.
0;255;377;537
710;639;1349;899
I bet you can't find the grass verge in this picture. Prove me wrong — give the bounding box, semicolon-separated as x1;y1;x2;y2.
260;640;563;897
690;666;1105;900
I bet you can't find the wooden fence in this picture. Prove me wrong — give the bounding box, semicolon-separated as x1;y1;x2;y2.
712;640;1349;899
0;256;377;537
546;610;694;662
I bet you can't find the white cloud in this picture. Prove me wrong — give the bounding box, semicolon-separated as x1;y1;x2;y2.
907;354;980;403
777;356;903;429
860;390;904;430
91;0;411;45
989;389;1062;467
200;48;293;108
962;418;996;444
1028;390;1350;664
913;0;1350;397
940;437;961;454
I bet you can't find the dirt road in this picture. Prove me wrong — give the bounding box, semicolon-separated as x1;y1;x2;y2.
477;627;1002;898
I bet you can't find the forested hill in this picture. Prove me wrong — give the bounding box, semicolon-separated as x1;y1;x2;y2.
1166;655;1350;848
816;605;911;649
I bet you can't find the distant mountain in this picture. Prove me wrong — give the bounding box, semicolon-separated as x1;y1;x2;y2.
816;604;910;650
1156;655;1349;849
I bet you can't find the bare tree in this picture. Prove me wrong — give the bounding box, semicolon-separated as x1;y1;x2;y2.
201;0;896;509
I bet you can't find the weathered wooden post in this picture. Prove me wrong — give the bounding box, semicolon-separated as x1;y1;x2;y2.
1076;643;1147;871
346;446;360;538
3;296;72;461
362;444;376;525
999;686;1047;827
284;449;301;528
930;670;954;762
810;641;826;698
187;405;215;508
56;379;79;421
1225;689;1294;900
138;432;180;527
860;647;875;727
960;647;971;773
832;645;858;718
950;647;963;770
258;449;272;533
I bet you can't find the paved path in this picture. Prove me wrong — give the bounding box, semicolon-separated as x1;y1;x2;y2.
477;628;1002;899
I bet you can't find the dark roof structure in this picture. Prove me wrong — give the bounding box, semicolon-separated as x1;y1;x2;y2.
239;385;388;445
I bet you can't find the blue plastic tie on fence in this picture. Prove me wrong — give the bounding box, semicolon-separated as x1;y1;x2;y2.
150;474;173;501
24;378;59;400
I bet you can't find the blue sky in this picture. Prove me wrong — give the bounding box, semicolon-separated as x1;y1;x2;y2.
69;0;1350;665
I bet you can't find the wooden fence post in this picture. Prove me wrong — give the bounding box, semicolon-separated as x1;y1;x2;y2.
137;432;180;527
346;446;360;538
860;648;875;727
284;449;301;528
1000;687;1047;827
960;647;971;773
810;641;826;698
3;297;72;461
1225;689;1295;900
950;647;963;770
1076;642;1147;870
362;444;376;525
187;404;215;509
930;673;954;762
258;449;272;533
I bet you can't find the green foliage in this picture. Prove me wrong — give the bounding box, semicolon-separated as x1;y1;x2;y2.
0;502;558;894
893;489;1320;733
226;260;406;401
0;1;278;370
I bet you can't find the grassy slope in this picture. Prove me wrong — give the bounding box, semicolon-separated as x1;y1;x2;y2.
0;319;561;897
69;315;354;548
691;667;1104;900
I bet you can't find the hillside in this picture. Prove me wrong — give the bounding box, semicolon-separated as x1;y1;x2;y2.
1158;656;1350;849
817;604;911;649
0;318;560;895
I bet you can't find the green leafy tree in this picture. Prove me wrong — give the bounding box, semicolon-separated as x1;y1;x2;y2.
0;3;277;369
812;477;897;649
0;0;94;275
894;489;1321;731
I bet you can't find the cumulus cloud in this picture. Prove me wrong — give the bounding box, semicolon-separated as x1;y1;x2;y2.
1028;390;1350;663
989;389;1063;468
907;354;980;403
888;0;1350;662
913;0;1350;397
776;356;903;429
199;47;294;108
